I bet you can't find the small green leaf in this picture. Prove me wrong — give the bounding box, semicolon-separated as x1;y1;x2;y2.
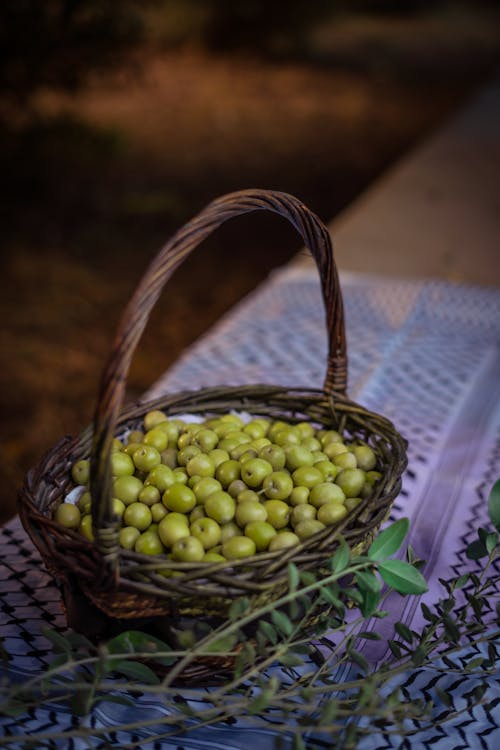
107;630;172;658
319;586;342;607
466;539;488;560
411;645;427;666
319;588;345;617
395;622;414;643
435;687;452;708
378;560;428;595
300;686;314;701
368;518;409;561
360;589;380;618
271;610;293;637
202;633;238;654
469;596;484;620
388;640;402;658
175;698;196;717
486;532;498;555
421;603;437;622
70;684;95;716
228;597;250;621
277;652;304;668
241;641;257;665
112;660;161;685
175;630;196;649
357;630;381;641
467;657;486;670
292;643;313;655
488;479;500;530
454;574;469;589
47;652;70;672
96;694;136;709
358;682;376;708
287;562;300;592
287;599;300;621
372;609;389;618
258;620;278;645
248;691;271;714
442;595;456;614
405;545;425;569
266;675;280;693
473;683;488;702
356;570;382;594
41;628;71;655
487;642;497;667
233;642;257;678
385;687;402;708
330;538;350;573
66;632;95;652
344;721;360;747
349;648;369;673
40;652;69;692
478;527;489;544
319;699;338;724
300;571;316;586
344;587;364;605
292;735;306;750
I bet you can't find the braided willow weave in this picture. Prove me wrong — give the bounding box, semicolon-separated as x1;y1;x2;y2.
19;189;407;632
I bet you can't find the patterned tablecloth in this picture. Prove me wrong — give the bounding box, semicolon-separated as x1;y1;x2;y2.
1;265;499;748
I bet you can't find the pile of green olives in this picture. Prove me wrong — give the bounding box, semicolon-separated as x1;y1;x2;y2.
55;410;382;562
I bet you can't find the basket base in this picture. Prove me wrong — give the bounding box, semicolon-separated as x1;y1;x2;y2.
59;576;338;687
61;578;154;639
60;577;245;685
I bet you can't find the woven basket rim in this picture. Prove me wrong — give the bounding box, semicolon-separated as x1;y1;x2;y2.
20;382;408;606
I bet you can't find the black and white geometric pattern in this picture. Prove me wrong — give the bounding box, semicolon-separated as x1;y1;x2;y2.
1;267;499;748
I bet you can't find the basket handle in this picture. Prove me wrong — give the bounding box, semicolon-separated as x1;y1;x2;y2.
90;189;347;563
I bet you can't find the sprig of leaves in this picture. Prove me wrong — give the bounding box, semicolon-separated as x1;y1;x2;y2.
0;481;499;748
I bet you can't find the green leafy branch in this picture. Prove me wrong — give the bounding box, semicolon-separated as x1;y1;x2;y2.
0;481;499;749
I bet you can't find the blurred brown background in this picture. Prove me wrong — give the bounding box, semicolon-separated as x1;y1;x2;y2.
2;0;500;525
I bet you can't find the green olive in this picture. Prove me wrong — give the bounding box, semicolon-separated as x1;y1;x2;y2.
151;502;168;523
138;485;161;506
269;531;300;551
222;535;256;560
335;469;366;498
135;530;164;555
79;514;94;541
143;410;168;431
72;459;90;485
113;475;144;505
119;526;141;549
133;445;162;472
111;451;135;477
123;502;152;531
55;503;81;529
351;445;377;471
317;502;348;525
127;429;144;444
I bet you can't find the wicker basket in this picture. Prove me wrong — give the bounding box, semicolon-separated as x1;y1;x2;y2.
19;189;407;666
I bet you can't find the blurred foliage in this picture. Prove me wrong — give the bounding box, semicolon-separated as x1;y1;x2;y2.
0;0;155;113
0;0;337;109
0;0;490;117
147;0;457;54
0;113;124;217
182;0;334;55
